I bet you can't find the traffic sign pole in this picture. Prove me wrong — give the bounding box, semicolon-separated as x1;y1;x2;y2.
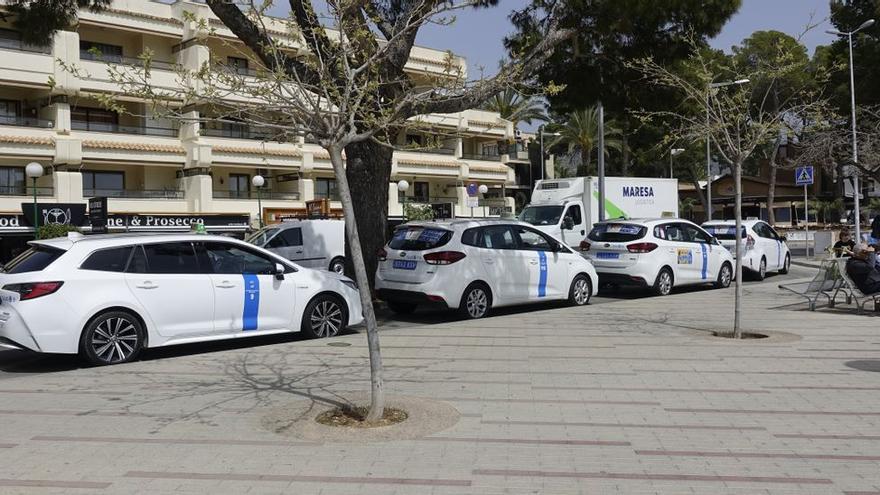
804;184;810;258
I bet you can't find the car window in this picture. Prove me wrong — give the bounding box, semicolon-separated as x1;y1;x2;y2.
682;224;711;243
279;228;303;246
388;226;452;251
202;242;276;275
513;226;553;251
765;224;781;240
588;223;647;242
127;245;149;273
479;225;517;249
461;227;480;247
664;224;687;242
519;205;564;226
81;246;133;272
2;246;65;274
563;205;582;225
246;228;278;246
756;223;777;239
703;224;746;240
141;242;200;274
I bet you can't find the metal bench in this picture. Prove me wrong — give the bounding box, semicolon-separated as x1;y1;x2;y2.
778;259;842;311
832;257;880;313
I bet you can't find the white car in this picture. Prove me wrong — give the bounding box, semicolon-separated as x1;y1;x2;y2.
0;233;363;365
247;219;346;274
581;218;734;296
375;220;598;319
702;220;791;280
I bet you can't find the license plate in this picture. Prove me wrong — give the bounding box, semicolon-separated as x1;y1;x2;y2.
0;291;19;304
596;252;620;260
392;260;418;270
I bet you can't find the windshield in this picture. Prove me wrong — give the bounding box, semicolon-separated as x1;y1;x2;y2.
703;225;746;240
2;246;65;274
246;228;279;246
388;227;452;251
519;206;564;226
588;223;647;242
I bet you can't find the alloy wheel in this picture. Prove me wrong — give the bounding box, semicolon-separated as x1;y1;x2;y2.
658;271;672;295
91;316;139;364
573;278;590;305
310;299;343;337
466;288;488;318
721;264;732;287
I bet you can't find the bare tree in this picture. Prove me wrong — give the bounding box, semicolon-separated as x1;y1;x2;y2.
81;0;573;421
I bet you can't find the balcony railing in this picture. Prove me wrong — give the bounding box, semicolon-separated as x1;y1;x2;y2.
461;153;501;161
71;121;178;137
84;189;184;199
214;190;301;200
0;115;54;128
214;63;260;77
201;127;277;141
395;146;456;156
0;186;53;197
80;51;176;71
400;196;458;204
0;38;51;54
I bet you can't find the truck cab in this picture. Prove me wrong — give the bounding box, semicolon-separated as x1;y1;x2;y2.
518;202;587;248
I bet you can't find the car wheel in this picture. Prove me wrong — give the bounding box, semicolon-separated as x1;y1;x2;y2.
755;257;767;281
779;254;790;274
652;268;674;296
302;295;347;338
80;311;145;366
568;274;592;306
715;262;732;289
328;257;345;274
387;301;417;314
459;283;491;319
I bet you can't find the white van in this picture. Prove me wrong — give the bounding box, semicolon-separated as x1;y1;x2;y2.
247;219;346;273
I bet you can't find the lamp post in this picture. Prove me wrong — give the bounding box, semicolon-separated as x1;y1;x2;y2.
251;175;265;229
397;180;409;220
25;162;43;239
669;148;685;179
538;127;561;182
705;78;750;221
828;19;875;242
478;184;489;217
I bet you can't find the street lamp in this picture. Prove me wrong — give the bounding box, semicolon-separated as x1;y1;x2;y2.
827;19;875;241
538;127;561;182
251;174;265;229
478;184;489;217
397;180;409;220
25;162;43;239
705;78;750;221
669;148;685;179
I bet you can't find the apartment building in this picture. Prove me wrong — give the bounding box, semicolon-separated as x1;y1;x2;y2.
0;0;516;258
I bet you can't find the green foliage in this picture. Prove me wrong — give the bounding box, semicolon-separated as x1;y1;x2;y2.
403;203;434;221
483;89;547;128
823;0;880;111
551;106;623;176
5;0;111;46
36;224;81;240
811;198;844;224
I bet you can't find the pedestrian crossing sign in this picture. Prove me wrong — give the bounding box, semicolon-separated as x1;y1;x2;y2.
795;166;814;186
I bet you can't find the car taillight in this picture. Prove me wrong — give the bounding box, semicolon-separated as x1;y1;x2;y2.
627;242;658;253
3;281;64;301
377;248;387;261
746;235;755;250
423;251;466;265
579;240;591;252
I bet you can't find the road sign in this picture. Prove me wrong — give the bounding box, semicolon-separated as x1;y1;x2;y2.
466;182;478;196
466;197;479;208
795;166;814;186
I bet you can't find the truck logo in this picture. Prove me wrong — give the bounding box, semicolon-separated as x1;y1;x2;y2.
622;186;654;197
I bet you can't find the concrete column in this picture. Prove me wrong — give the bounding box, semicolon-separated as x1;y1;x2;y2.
388;183;403;217
456;186;470;217
183;175;213;212
297;178;315;202
454;137;463;158
51;31;80;96
53;171;83;203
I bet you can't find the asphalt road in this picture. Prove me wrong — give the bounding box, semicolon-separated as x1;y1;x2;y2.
0;263;817;379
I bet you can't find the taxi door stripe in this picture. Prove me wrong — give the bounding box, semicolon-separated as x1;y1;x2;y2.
700;243;708;280
537;251;548;298
242;274;260;331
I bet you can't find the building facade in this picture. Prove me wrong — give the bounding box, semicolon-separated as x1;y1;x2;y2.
0;0;516;258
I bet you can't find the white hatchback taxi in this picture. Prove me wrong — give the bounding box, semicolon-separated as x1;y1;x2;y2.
0;233;363;365
375;220;598;319
702;219;791;280
581;218;734;296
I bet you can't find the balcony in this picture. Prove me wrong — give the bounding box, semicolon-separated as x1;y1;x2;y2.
395;146;456;156
201;127;276;141
0;185;53;197
0;115;54;129
79;50;176;71
214;190;300;200
0;37;50;54
400;196;458;204
83;189;184;199
461;153;501;161
71;121;178;137
214;63;260;78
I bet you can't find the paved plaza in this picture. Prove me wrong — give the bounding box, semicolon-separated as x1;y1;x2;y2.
0;266;879;494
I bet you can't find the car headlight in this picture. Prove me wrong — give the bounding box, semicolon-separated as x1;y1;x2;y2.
341;279;358;291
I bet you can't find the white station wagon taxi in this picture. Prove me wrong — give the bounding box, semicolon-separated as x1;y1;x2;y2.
581;218;734;296
375;220;598;318
0;233;362;365
702;219;791;280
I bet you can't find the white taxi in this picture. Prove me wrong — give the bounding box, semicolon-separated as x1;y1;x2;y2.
0;233;363;365
581;218;734;296
375;220;598;318
702;220;790;280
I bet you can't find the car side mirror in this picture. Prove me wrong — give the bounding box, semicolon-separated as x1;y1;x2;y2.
780;235;787;242
274;263;286;280
562;217;574;230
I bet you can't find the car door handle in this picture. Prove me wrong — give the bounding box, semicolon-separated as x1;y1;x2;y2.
529;259;539;265
483;258;495;264
215;282;236;289
135;282;158;290
295;250;303;254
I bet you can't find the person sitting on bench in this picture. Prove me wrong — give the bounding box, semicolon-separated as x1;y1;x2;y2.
846;243;880;295
833;231;855;257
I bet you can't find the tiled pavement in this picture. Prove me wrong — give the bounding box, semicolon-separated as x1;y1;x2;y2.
0;272;879;494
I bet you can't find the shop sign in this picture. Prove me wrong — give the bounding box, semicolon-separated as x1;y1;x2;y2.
20;203;88;227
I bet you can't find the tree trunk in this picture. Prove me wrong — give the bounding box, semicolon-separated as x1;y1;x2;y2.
578;147;591;177
692;179;709;222
343;140;393;294
328;145;385;422
621;129;630;176
766;138;782;225
733;158;744;339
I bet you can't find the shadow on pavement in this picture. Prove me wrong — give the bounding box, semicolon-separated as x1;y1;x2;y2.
845;360;880;372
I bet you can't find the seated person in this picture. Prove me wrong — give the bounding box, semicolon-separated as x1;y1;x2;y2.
833;231;855;257
845;243;880;295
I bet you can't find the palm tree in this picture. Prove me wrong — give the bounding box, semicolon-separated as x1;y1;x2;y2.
552;106;623;176
483;89;548;129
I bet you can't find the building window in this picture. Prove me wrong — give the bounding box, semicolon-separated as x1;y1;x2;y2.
83;171;125;196
315;178;339;200
0;99;20;125
71;107;119;132
404;134;423;146
80;40;123;61
229;174;250;198
413;181;429;202
227;56;250;75
0;166;25;195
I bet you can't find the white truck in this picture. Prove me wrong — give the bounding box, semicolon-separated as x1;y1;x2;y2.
519;176;679;248
247;219;347;273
